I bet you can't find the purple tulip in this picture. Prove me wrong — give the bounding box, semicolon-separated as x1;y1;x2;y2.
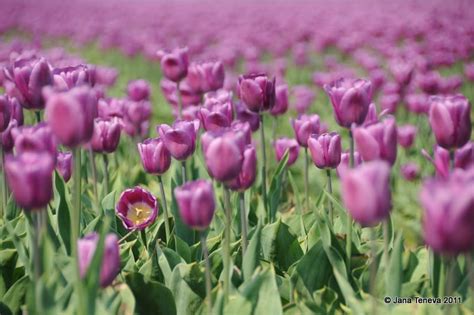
337;150;362;178
116;186;158;231
273;137;300;166
353;116;397;165
270;84;289;116
1;119;19;152
420;169;474;254
291;85;315;114
90;118;121;153
45;86;98;147
397;125;417;149
160;78;201;108
389;59;414;87
5;152;54;210
226;144;257;191
127;79;151;102
95;66;118;87
199;99;233;131
235;101;260;132
308;132;342;169
12;122;57;158
406;93;430;115
203;132;244;182
157;47;189;82
122;100;152;138
0;95;11;132
53;64;96;90
238;73;276;112
465;63;474;82
380;93;400;114
137;137;171;175
455;142;474;170
77;233;120;287
157;120;197;161
341;160;392;227
291;114;321;147
56;151;73;183
187;61;225;93
174;179;215;231
9;97;24;126
324;78;372;128
428;94;471;150
401;163;419;181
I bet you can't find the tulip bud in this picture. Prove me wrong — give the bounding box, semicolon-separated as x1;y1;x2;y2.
428;94;471;150
406;93;430;115
420;169;474;254
157;47;189;82
90;118;121;153
341;161;392;226
397;125;417;149
291;114;321;147
137;137;171;175
45;86;98;147
324;78;372;128
95;66;118;87
187;61;225;93
353;116;397;165
238;73;276;112
455;142;474;170
127;79;151;102
235;101;260;132
204;133;244;182
308;132;342;169
401;163;419;181
226;145;257;191
336;150;362;178
174;179;215;230
292;85;315;114
116;186;158;230
56;151;73;183
199;100;233;131
273;138;300;166
9;97;24;126
77;233;120;287
157;120;197;161
53;64;96;90
270;84;289;116
389;59;414;87
0;95;11;132
12;122;57;157
5;152;54;210
1;120;18;152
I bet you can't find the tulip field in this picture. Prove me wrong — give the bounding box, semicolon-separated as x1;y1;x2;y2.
1;0;474;314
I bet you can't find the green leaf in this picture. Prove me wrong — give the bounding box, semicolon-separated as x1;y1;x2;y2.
1;275;29;314
386;233;403;297
126;272;176;315
169;263;204;315
294;240;331;294
268;151;288;222
55;172;71;254
243;223;262;281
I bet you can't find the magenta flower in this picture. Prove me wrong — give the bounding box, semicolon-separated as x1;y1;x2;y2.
157;47;189;82
341;161;392;227
187;61;225;93
428;94;471;150
324;78;372;128
157;120;197;161
291;85;315;114
273;137;300;166
5;152;55;210
238;73;276;112
56;151;73;183
235;101;260;132
336;150;362;178
291;114;321;147
137;137;171;175
199;98;233;131
401;163;419;181
270;84;289;116
0;95;11;132
53;64;96;90
127;79;150;102
12;122;57;157
308;132;342;169
397;125;417;149
406;93;430;115
116;186;158;231
174;179;215;231
1;119;19;153
226;144;257;191
90;118;121;153
389;59;414;87
77;233;120;287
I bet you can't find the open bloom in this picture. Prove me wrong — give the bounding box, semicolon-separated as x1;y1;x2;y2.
324;78;372;128
238;73;276;112
226;144;257;191
137;137;171;175
274;137;300;166
5;152;55;210
90;118;121;153
308;132;341;169
420;169;474;255
428;94;471;149
291;114;321;147
341;161;392;226
157;120;198;161
56;151;73;183
116;186;158;230
174;179;215;230
78;233;120;287
157;47;189;82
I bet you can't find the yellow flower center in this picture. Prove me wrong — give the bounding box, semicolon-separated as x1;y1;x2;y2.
127;202;153;226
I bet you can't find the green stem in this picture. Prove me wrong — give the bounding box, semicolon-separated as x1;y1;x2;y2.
272;116;277;142
370;227;377;314
346;130;354;273
181;160;187;184
439;257;446;298
140;230;147;249
239;192;248;255
201;232;212;313
118;230;136;243
158;176;171;242
326;169;333;225
468;254;474;312
349;130;355;168
383;219;390;269
71;148;82;257
35;111;41;124
176;81;183;119
88;149;99;213
103;154;110;196
259;114;268;222
32;211;43;314
223;187;232;303
449;149;455;171
304;148;309;212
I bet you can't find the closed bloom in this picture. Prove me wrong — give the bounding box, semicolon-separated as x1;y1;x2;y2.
270;84;289;116
238;73;276;112
116;186;158;230
235;101;260;132
45;86;98;147
420;169;474;255
389;59;414;87
56;151;73;183
53;64;96;90
397;125;417;149
0;95;11;132
157;120;197;161
455;142;474;170
157;47;189;82
12;122;57;158
291;114;321;147
199;99;233;131
226;144;257;191
401;163;419;181
422;143;474;179
428;95;471;149
406;93;430;114
336;150;362;178
324;78;372;128
174;179;215;230
341;161;392;226
274;137;300;166
353;116;397;165
187;61;225;93
292;85;315;114
5;152;54;210
127;79;151;102
1;120;19;152
90;118;121;153
78;233;120;287
204;132;244;182
137;137;171;175
308;132;341;169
